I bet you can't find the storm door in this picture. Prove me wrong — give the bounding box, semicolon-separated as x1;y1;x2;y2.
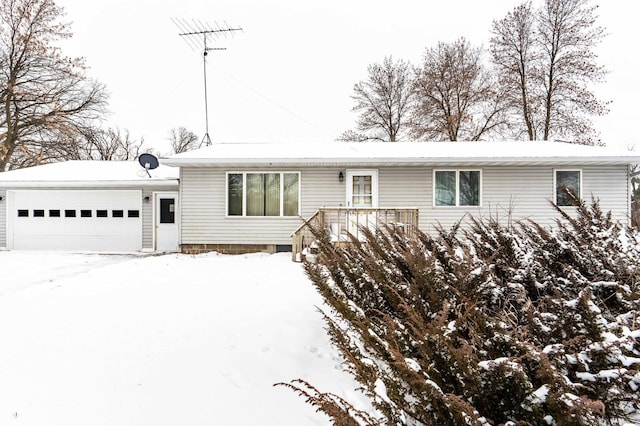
345;170;378;238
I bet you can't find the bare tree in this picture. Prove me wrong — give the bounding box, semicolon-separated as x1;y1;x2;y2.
72;127;145;161
411;38;507;141
490;0;607;144
167;126;198;154
491;2;540;140
335;129;369;142
0;0;107;170
347;56;414;142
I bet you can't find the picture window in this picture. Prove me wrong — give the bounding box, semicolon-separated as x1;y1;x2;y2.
227;172;300;217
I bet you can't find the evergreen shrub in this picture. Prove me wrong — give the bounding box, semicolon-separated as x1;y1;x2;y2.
279;198;640;425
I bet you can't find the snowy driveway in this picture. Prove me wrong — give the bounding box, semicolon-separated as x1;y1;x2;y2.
0;251;358;426
1;252;141;296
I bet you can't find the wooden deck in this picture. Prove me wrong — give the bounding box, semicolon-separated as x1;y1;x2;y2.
291;208;419;261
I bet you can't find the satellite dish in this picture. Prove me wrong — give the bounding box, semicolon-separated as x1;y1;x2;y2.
138;153;159;170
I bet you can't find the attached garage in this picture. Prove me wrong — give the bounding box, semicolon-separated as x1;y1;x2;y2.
0;161;179;252
8;189;143;251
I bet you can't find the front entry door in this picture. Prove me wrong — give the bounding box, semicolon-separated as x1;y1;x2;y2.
346;170;378;208
155;192;179;252
345;170;378;238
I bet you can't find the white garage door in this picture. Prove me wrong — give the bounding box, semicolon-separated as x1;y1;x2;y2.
7;190;143;252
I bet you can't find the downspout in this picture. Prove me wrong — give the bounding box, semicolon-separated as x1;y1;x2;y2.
628;166;631;227
628;165;635;227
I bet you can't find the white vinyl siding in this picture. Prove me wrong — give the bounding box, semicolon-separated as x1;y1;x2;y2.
0;190;6;248
179;168;345;245
141;189;155;249
378;168;427;210
421;165;629;233
582;165;630;221
182;168;331;245
381;165;628;235
178;164;631;246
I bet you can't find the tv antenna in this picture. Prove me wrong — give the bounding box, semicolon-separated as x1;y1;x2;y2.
172;19;242;147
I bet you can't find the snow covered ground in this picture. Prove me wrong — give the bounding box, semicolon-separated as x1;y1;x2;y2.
0;251;362;426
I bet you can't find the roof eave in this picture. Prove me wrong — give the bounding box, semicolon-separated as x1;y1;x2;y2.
0;180;180;189
161;156;640;167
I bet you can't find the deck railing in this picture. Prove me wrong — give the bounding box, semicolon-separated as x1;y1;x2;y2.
291;208;419;261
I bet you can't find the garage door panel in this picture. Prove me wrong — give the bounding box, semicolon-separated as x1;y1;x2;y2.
12;234;140;251
8;190;142;252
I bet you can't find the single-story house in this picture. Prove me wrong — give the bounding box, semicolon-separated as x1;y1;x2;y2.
0;161;179;252
1;141;638;256
161;141;640;259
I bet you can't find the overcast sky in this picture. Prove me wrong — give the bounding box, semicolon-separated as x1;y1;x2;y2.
57;0;638;153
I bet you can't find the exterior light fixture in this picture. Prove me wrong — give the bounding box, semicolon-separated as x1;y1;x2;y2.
143;196;150;202
338;171;344;183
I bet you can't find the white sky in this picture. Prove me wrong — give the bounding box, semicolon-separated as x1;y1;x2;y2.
57;0;638;153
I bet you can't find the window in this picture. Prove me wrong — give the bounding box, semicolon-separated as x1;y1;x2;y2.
81;210;92;217
228;174;243;216
128;210;140;218
112;210;124;218
49;209;60;217
555;170;581;206
65;209;76;217
227;172;300;217
283;173;300;216
96;210;108;218
17;209;28;217
351;175;373;207
247;173;280;216
434;170;481;207
159;199;175;223
34;210;45;217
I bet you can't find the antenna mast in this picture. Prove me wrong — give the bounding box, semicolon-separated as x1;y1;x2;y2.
172;19;242;146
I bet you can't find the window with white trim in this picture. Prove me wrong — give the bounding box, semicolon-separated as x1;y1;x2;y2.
555;169;581;206
434;170;481;207
227;172;300;217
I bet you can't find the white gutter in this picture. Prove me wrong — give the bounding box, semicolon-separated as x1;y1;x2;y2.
162;155;640;167
0;180;179;188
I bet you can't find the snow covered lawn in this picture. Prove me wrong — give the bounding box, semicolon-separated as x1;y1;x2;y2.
0;251;359;425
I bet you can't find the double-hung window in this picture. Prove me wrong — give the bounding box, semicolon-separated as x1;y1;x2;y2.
555;169;581;206
227;172;300;217
434;170;481;207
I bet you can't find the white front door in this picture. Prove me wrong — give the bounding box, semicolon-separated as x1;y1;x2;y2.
154;192;179;252
345;170;378;238
346;169;378;208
